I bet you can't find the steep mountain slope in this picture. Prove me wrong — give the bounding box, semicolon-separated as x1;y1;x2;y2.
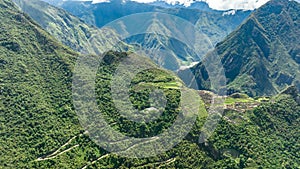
48;0;250;46
149;1;213;11
13;0;125;55
14;0;195;70
0;1;210;168
179;0;300;96
40;0;250;70
208;91;300;168
0;0;81;167
1;0;299;168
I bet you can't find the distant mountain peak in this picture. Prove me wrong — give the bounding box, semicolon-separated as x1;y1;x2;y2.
179;0;300;96
43;0;293;10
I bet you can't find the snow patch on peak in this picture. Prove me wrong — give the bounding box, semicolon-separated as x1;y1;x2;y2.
92;0;110;3
222;10;237;16
60;0;271;10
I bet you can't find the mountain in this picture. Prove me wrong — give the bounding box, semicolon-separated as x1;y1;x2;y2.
0;0;81;167
39;0;250;70
1;1;208;168
208;92;300;168
46;0;251;45
149;1;213;11
13;0;126;55
2;0;299;168
179;0;300;96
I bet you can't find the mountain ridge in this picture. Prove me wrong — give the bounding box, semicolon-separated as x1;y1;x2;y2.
41;0;250;71
179;0;300;96
1;0;300;168
13;0;127;55
0;0;83;166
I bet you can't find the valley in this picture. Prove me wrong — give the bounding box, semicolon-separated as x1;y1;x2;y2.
0;0;299;168
15;0;251;71
179;0;300;96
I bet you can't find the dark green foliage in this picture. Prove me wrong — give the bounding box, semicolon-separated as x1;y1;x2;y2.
13;0;127;55
208;93;300;168
180;0;300;96
0;0;81;167
39;0;250;70
95;52;181;138
1;0;299;168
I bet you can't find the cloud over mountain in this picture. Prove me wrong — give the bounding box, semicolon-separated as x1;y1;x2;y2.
80;0;300;10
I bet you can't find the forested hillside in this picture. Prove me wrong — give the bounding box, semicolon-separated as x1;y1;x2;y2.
0;0;81;167
179;0;300;96
37;0;251;71
1;0;299;168
13;0;126;55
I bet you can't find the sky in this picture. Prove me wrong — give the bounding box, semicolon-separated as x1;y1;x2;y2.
127;0;269;9
72;0;300;10
201;0;270;10
202;0;300;10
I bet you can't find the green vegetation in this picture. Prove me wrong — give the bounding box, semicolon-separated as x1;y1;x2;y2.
36;0;250;71
181;0;300;96
94;51;189;138
224;95;256;105
1;0;299;168
0;0;81;167
13;0;129;55
214;94;300;168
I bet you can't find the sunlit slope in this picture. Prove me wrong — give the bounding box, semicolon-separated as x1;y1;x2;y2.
180;0;300;96
13;0;127;55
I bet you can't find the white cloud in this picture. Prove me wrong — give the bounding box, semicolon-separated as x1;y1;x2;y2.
130;0;157;3
202;0;269;10
67;0;300;10
92;0;110;3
